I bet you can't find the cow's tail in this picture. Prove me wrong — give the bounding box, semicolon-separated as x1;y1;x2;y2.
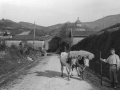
68;52;72;66
59;53;62;65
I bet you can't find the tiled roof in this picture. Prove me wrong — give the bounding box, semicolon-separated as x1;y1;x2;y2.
18;31;30;35
71;30;95;37
6;35;46;41
75;19;81;25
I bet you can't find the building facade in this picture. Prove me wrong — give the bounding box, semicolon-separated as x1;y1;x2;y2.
71;18;95;45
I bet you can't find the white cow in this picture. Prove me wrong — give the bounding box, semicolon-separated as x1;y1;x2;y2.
60;52;76;81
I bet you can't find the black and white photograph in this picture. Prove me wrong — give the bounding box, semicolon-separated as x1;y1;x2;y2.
0;0;120;90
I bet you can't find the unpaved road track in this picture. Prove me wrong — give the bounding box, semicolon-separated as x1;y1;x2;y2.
0;54;101;90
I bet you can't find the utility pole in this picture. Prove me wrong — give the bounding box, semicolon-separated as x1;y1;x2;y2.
100;51;103;86
33;21;35;49
70;29;72;51
103;16;105;30
116;15;118;24
100;16;105;86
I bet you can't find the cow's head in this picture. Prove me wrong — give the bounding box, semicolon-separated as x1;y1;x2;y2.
71;57;77;65
67;52;77;66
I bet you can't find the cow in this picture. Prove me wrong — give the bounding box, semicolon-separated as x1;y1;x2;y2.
60;52;77;81
72;56;89;80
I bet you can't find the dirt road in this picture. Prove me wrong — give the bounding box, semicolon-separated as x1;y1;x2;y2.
0;54;102;90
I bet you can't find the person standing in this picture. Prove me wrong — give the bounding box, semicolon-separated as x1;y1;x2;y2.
101;48;120;89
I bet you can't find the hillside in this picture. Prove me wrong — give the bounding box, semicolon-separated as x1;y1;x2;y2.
0;19;46;36
83;14;120;31
1;13;120;36
19;22;45;30
41;24;63;35
0;19;21;29
43;14;120;36
0;19;63;36
29;29;46;36
72;23;120;84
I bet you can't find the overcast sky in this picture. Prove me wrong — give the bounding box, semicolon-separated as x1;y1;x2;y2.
0;0;120;26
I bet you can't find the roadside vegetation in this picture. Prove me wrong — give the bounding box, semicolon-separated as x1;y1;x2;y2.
0;42;42;76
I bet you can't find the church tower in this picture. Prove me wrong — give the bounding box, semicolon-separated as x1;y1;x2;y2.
74;17;85;31
75;17;82;27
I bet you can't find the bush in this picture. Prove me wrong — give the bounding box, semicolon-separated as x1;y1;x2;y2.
0;42;42;75
0;41;6;51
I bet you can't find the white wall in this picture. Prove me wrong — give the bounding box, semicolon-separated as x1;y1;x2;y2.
5;40;22;47
72;37;84;45
5;40;45;50
27;41;45;50
44;38;52;51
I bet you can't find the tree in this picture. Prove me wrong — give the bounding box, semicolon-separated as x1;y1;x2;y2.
59;23;71;40
59;23;73;52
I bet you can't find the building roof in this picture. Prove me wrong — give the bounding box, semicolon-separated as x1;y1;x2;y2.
71;30;95;37
6;35;46;41
75;17;81;25
18;31;30;35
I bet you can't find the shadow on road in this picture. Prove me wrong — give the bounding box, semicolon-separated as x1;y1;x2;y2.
35;70;66;78
35;70;83;81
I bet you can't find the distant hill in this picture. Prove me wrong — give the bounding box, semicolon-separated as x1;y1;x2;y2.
19;22;45;30
0;19;21;29
1;13;120;36
83;14;120;31
0;19;24;35
43;14;120;36
42;24;63;35
0;19;46;36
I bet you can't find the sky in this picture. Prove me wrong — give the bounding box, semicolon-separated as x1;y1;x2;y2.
0;0;120;26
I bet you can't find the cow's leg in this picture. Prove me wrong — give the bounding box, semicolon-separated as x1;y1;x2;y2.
61;65;64;77
80;68;85;80
78;67;83;80
70;67;72;77
66;67;69;76
81;66;86;80
76;67;80;77
68;69;70;81
68;67;72;81
66;67;70;81
80;70;84;80
72;65;74;71
77;67;81;77
70;65;74;77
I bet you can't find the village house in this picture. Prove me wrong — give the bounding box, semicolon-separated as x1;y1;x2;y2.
4;35;51;51
0;30;12;39
71;18;95;45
